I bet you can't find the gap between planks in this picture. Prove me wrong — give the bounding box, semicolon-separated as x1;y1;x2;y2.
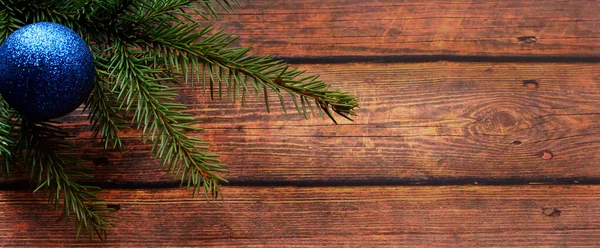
276;55;600;64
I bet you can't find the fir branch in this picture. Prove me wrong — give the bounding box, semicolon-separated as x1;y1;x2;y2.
108;42;226;199
116;0;358;122
85;71;128;150
0;3;24;44
138;25;359;123
197;0;241;20
0;99;16;177
85;50;129;150
137;0;241;21
19;0;82;27
18;120;115;240
129;0;196;24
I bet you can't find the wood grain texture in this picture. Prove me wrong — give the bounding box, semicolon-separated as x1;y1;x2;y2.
3;62;599;185
2;1;600;246
213;0;600;57
2;185;600;247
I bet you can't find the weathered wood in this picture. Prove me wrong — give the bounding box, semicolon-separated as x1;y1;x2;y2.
2;185;600;247
2;1;599;246
212;0;600;57
3;62;600;184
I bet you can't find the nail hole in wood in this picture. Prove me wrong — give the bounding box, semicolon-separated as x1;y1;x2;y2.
542;207;561;217
518;36;537;43
522;80;539;89
92;157;110;167
107;204;121;211
511;140;522;145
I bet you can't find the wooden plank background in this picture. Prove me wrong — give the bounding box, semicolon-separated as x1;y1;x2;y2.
2;0;600;246
212;0;600;57
3;186;600;247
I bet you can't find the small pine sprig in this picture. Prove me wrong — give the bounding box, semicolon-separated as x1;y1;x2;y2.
102;42;226;197
18;119;117;239
0;0;359;240
0;100;16;176
86;55;128;150
132;3;358;122
0;98;117;238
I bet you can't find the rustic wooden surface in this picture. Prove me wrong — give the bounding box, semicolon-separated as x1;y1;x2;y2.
212;0;600;57
2;0;600;247
3;186;600;247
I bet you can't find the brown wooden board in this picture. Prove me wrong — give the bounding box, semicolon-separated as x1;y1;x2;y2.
3;62;600;185
2;185;600;247
3;1;600;246
212;0;600;57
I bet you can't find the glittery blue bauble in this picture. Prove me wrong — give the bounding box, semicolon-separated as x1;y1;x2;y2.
0;22;94;120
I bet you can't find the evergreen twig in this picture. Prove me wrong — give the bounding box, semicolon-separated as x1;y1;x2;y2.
85;58;128;150
0;99;16;177
108;42;225;198
18;120;116;240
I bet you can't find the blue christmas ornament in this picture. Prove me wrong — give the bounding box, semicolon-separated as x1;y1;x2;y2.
0;22;95;120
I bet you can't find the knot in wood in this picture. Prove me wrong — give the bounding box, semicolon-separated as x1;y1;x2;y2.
473;109;520;134
538;150;554;160
494;111;517;127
